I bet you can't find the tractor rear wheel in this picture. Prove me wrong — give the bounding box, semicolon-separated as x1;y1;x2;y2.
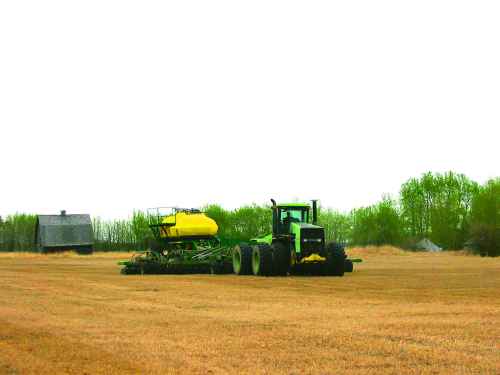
232;244;252;275
324;242;345;276
251;244;273;276
272;242;290;276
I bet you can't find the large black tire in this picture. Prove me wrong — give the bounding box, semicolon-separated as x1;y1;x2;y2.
121;264;140;275
324;242;345;276
272;242;290;276
344;259;353;272
251;244;273;276
232;244;252;275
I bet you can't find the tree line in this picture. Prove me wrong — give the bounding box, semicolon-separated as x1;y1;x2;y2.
0;172;498;256
321;173;498;255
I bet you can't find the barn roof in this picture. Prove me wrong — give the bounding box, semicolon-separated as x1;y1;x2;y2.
35;213;93;248
37;214;92;226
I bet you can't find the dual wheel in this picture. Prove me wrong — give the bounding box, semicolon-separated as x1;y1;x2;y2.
232;243;284;276
232;241;348;277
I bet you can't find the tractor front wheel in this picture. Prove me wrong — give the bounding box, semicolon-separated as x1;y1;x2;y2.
232;244;252;275
344;259;353;272
252;244;273;276
324;242;345;276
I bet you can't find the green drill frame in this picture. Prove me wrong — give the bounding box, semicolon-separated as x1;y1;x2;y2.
118;207;233;275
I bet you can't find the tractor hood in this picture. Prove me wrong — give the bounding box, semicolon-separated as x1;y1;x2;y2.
291;222;325;256
291;222;323;230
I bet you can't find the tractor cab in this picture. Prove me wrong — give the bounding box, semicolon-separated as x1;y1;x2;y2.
273;203;310;234
269;199;327;262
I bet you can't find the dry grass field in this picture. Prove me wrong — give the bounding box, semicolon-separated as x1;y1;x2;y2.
0;248;499;375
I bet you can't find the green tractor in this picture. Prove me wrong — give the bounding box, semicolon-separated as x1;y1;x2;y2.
232;199;354;276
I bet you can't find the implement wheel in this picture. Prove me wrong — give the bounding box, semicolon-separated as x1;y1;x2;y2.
251;244;273;276
232;244;252;275
76;246;93;255
324;242;345;276
272;242;290;276
210;261;233;275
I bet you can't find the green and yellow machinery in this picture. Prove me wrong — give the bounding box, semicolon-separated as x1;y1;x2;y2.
232;199;360;276
119;200;360;276
118;208;233;274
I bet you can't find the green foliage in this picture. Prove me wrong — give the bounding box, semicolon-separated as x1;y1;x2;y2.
204;204;272;244
468;178;499;256
92;210;152;251
350;197;403;246
0;213;37;251
400;172;478;249
318;208;352;243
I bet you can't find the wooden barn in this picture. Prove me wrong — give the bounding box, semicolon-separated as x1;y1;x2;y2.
35;211;94;254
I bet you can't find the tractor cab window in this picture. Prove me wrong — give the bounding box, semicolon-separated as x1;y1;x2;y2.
279;207;309;227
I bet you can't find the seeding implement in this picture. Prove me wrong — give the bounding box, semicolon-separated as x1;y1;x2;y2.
118;208;233;274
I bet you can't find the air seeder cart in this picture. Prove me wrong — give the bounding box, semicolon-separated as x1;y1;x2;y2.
118;207;233;274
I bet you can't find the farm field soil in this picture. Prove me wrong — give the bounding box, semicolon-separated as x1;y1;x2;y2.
0;249;499;375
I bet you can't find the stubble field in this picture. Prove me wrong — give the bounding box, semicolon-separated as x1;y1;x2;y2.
0;248;498;374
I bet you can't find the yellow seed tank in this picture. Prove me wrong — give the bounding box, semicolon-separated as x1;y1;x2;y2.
160;211;218;238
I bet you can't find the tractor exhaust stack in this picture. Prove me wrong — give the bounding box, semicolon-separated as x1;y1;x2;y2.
311;200;318;225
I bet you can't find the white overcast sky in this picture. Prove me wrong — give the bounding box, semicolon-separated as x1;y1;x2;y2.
0;1;498;219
